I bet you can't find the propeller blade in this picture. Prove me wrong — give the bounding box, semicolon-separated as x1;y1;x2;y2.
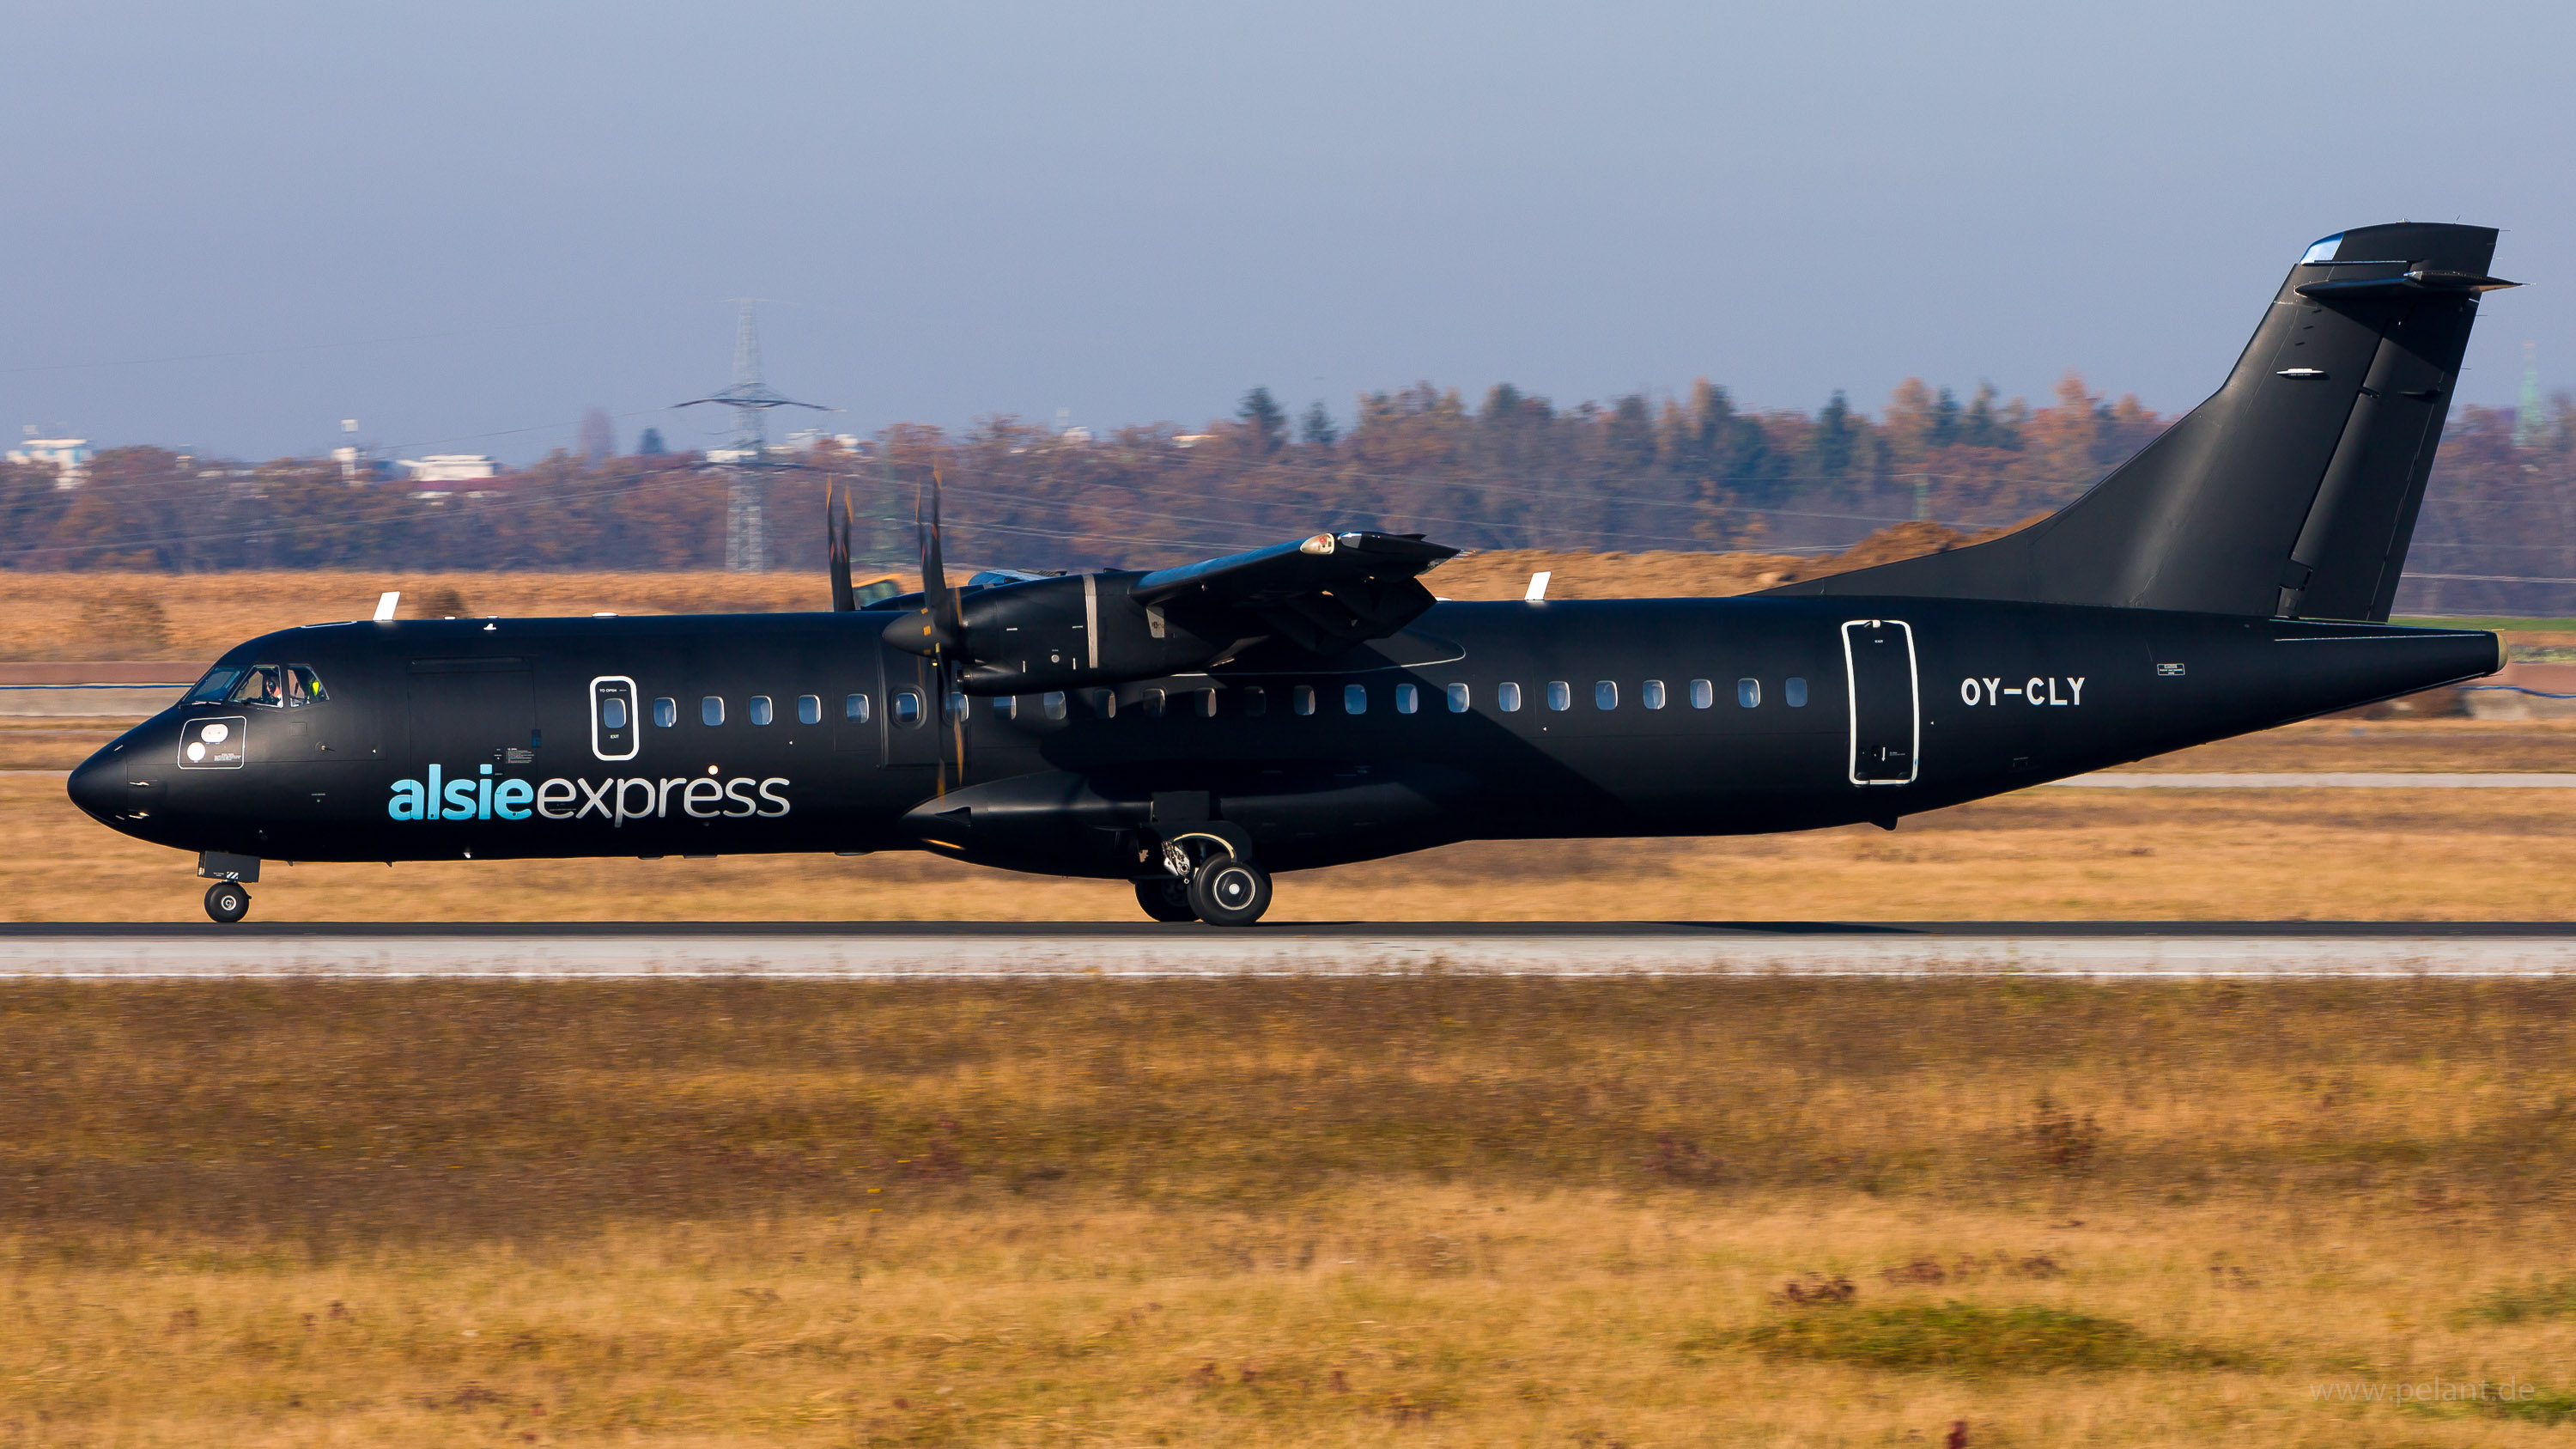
827;476;855;612
924;469;961;642
881;480;957;655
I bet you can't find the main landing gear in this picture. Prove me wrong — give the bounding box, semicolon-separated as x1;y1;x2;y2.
1134;833;1273;927
204;880;252;923
1133;877;1197;922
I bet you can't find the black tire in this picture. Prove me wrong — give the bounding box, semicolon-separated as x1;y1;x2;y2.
204;881;251;924
1187;856;1271;928
1133;877;1197;922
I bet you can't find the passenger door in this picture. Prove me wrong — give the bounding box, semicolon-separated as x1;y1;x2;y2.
1841;619;1918;785
588;675;639;762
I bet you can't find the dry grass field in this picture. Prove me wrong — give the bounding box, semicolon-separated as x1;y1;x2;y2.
0;537;1994;663
0;558;1759;664
5;977;2576;1446
12;564;2576;1444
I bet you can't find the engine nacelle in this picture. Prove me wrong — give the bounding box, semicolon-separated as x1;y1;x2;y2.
947;572;1248;696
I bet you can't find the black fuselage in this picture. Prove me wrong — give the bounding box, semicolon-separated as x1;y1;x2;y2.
68;597;2500;880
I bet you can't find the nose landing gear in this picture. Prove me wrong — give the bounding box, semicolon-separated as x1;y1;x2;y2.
204;880;252;923
197;851;260;924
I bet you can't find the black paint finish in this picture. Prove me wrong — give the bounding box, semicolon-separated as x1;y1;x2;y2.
66;600;2498;879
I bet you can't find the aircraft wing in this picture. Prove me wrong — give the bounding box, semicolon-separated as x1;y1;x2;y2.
1133;531;1459;654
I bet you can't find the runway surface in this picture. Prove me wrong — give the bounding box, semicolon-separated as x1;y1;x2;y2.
6;921;2575;977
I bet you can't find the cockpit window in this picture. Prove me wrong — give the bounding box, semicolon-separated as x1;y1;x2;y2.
228;666;284;707
2300;233;2342;265
224;664;329;709
185;667;244;704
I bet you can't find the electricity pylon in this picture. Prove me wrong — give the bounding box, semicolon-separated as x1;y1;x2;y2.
675;301;830;572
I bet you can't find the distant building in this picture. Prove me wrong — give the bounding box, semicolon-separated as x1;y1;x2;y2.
7;435;93;487
783;429;867;456
398;454;500;483
332;446;395;484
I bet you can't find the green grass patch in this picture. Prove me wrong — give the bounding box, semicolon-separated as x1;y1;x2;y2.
2489;1389;2576;1426
2459;1275;2576;1325
1741;1301;2250;1376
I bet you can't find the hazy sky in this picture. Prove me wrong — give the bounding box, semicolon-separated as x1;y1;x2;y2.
3;1;2568;464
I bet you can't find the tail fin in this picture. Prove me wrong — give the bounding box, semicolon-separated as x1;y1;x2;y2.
1767;222;2514;620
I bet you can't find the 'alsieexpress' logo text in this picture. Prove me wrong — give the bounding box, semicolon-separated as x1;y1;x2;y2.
389;764;789;824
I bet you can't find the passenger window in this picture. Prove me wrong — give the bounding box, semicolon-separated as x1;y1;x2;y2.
1085;689;1116;718
1243;685;1268;716
843;692;871;724
228;665;286;708
1344;684;1368;715
654;697;677;728
600;697;629;730
945;690;969;721
993;695;1018;721
1042;691;1067;721
1395;682;1419;714
1546;681;1571;711
1689;679;1714;709
702;696;725;726
1737;678;1761;708
749;695;774;726
1141;688;1166;718
1293;685;1316;716
1446;683;1469;713
283;665;328;706
1498;682;1522;713
1642;679;1667;709
797;694;821;725
1594;680;1617;710
891;691;923;726
185;667;244;704
1785;676;1809;708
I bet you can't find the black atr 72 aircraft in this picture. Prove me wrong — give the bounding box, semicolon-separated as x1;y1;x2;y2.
71;222;2518;925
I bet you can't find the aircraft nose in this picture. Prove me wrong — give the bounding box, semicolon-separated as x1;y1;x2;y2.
65;742;142;825
65;751;121;822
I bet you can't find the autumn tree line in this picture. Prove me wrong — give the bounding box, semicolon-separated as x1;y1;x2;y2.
5;376;2573;613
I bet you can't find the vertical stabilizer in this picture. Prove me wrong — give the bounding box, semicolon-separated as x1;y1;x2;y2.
1767;223;2513;620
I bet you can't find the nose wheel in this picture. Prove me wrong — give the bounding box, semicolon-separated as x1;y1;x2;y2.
203;880;252;924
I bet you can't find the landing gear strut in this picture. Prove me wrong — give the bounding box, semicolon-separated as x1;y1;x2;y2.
204;880;252;924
